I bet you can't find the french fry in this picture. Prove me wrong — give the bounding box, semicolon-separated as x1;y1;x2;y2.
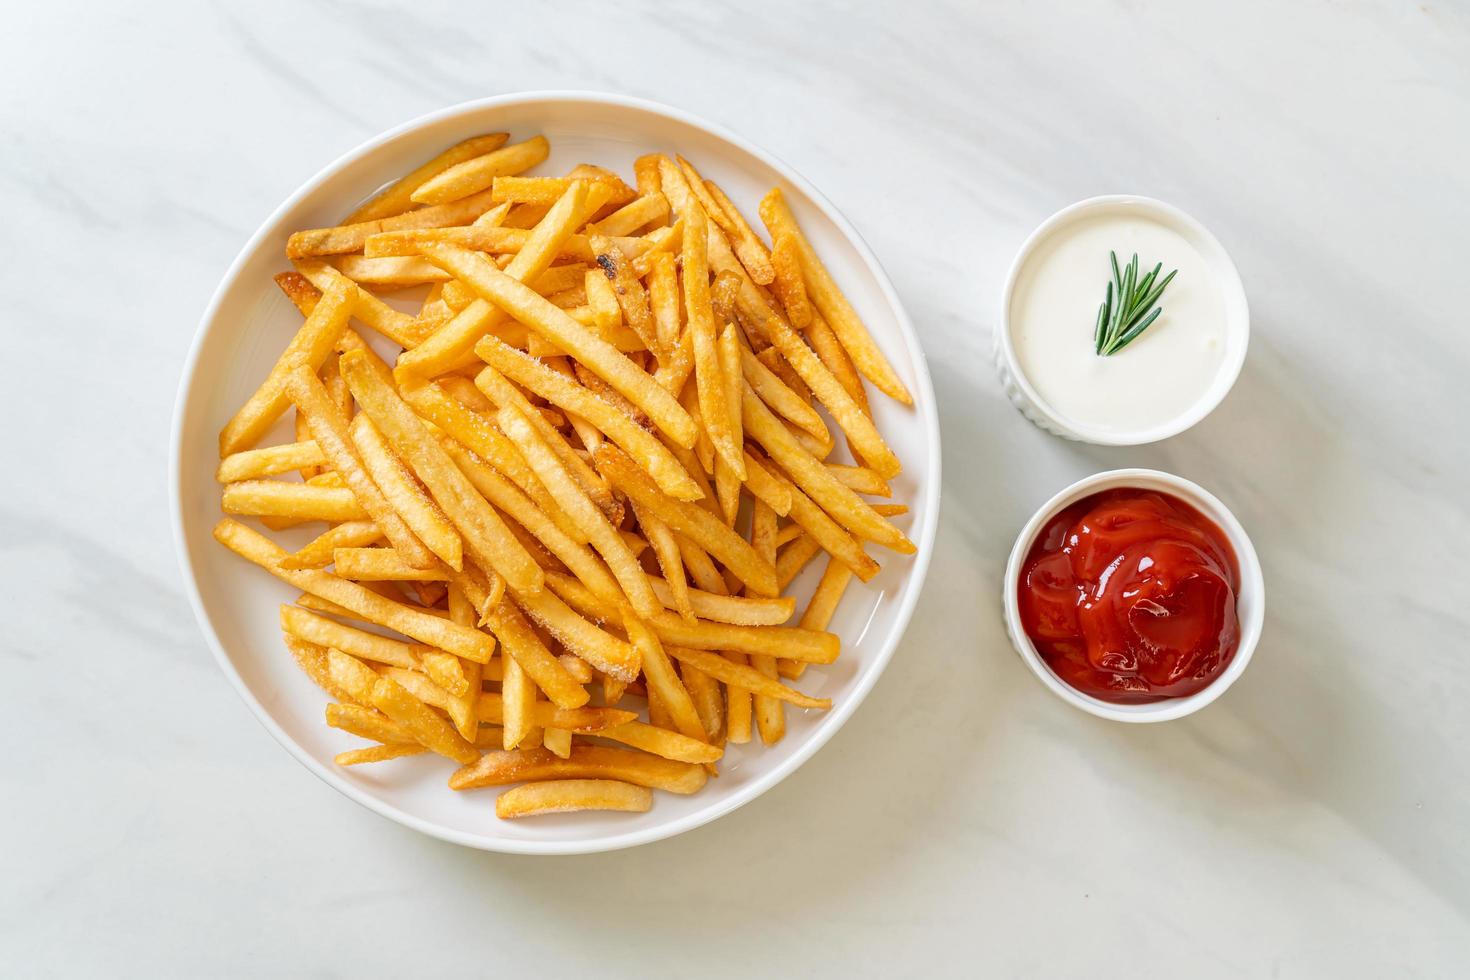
500;650;536;750
332;547;450;582
292;261;424;348
681;201;745;478
221;481;366;523
395;180;590;380
681;662;724;743
704;178;775;285
748;501;785;745
216;441;326;483
280;521;383;570
589;193;669;237
340;350;543;593
782;555;855;680
739;347;826;447
476;693;635;733
646;578;794;625
649;611;838;663
333;255;451;287
484;599;591;710
759;188;911;404
595;723;722;764
346;412;463;571
409;136;551;206
596;445;776;597
633;503;696;624
336;743;429;766
371;676;479;764
591;235;659;355
769;230;813;328
494;403;659;620
542;726;573;759
646;251;682;360
219;279;353;455
288;189;501;259
619;604;707;749
215;520;494;662
489;174;634;208
759;457;879;582
826;463;891;497
346;132;510;222
451;745;708;794
663;647;831;709
282;635;357;702
476;336;700;501
280;605;420;669
326;648;383;705
512;585;641;683
742;384;914;554
325;700;416;744
442;584;484;740
495;779;653;818
423;243;696;447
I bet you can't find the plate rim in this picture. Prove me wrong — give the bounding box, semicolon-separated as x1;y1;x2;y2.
170;90;942;854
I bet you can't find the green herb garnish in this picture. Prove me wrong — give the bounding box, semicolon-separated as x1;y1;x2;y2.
1093;251;1177;356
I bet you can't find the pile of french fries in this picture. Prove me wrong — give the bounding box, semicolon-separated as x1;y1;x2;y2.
212;132;916;820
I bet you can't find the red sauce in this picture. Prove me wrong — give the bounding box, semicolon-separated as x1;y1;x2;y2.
1017;488;1240;703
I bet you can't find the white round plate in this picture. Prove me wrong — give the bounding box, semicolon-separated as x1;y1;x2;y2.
171;92;940;854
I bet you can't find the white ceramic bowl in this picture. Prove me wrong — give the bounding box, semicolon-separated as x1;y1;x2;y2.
993;195;1249;445
1002;469;1263;722
171;92;940;854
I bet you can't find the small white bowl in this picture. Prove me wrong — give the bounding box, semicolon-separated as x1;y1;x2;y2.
993;195;1249;445
1002;469;1264;722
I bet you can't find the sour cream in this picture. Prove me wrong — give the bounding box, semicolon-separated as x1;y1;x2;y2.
1000;198;1244;442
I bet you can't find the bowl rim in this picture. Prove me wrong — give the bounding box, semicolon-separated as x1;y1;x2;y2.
995;194;1250;446
1001;468;1264;722
169;90;942;854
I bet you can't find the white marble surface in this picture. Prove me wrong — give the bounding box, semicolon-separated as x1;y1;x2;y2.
4;1;1468;975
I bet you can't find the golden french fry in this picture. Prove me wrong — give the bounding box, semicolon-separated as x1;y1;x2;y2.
542;727;573;759
332;547;449;582
280;521;382;570
215;519;494;662
596;444;776;597
346;133;510;222
216;441;326;482
443;584;483;740
219;279;353;455
680;662;724;743
326;648;382;705
598;723;725;764
339;350;543;593
476;337;700;501
325;700;416;744
289;188;501;259
282;635;357;702
409;136;551;206
725;650;754;746
422;243;696;447
484;599;591;710
451;745;708;794
781;555;855;680
293;261;425;348
769;230;813;328
336;743;429;766
703;178;775;285
759;188;911;404
500;649;536;750
681;201;745;478
280;605;420;669
494;402;659;620
371;676;480;764
646;578;794;625
476;693;635;733
347;412;463;571
489;173;634;208
777;531;825;589
620;605;707;746
739;346;826;446
633;502;696;624
589;193;669;237
650;611;838;663
221;481;365;523
664;646;831;709
333;255;451;287
396;181;590;380
758;456;879;582
827;463;891;497
495;778;653;818
742;384;913;554
512;585;641;683
591;235;659;355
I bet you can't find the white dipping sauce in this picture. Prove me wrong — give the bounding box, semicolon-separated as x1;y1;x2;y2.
1009;210;1227;435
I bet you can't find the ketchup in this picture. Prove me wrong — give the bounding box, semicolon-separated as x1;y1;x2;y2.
1017;489;1240;703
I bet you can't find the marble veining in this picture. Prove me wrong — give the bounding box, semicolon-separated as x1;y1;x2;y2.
3;1;1468;975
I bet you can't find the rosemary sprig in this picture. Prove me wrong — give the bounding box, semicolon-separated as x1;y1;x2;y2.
1093;251;1177;356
